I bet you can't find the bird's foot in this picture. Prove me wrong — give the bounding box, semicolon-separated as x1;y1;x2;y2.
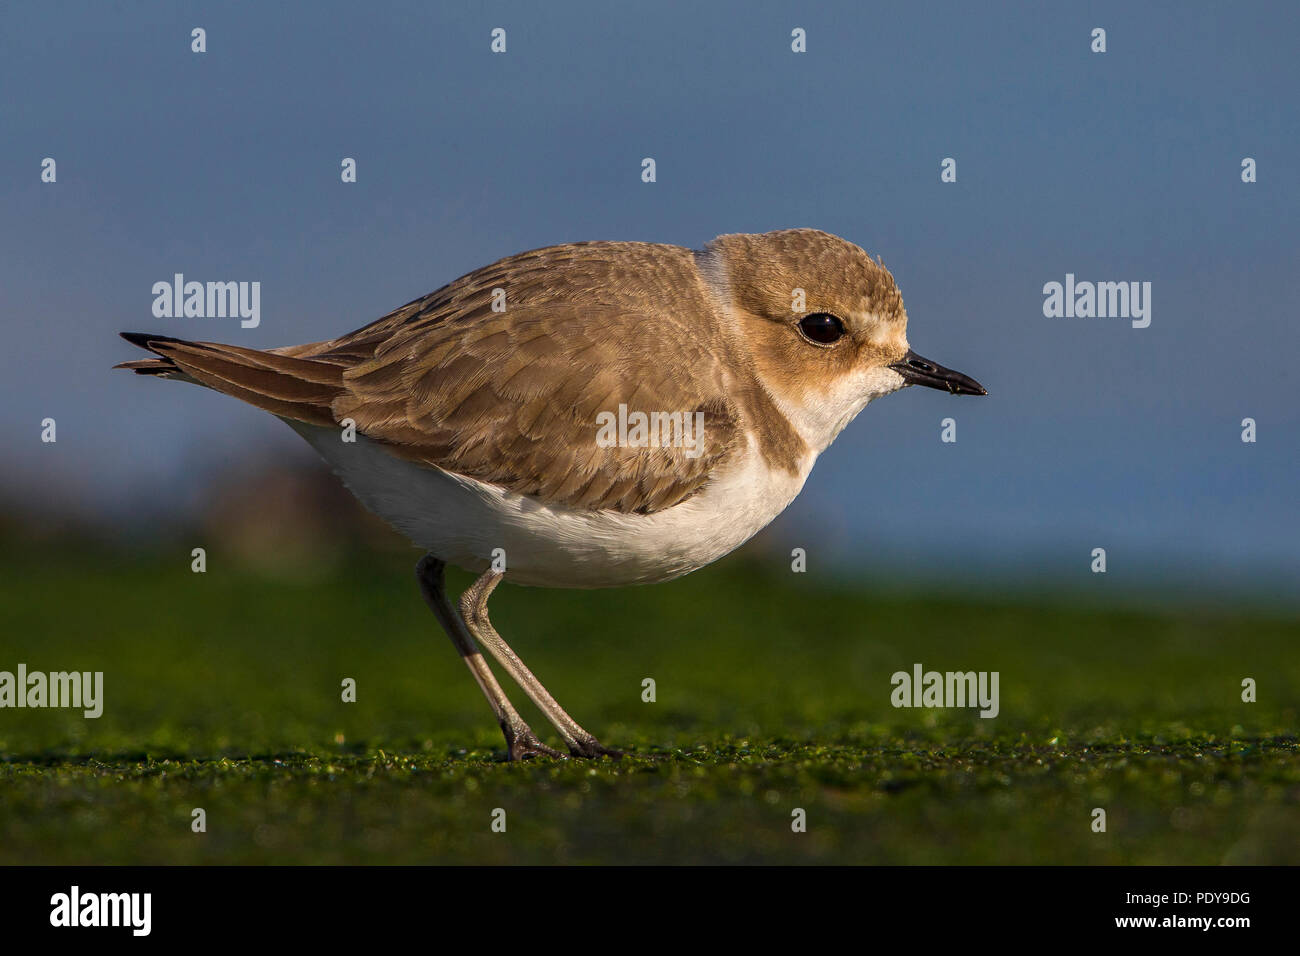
567;734;623;760
503;724;566;761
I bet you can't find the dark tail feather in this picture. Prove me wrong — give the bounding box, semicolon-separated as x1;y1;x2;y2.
115;331;344;427
114;333;189;377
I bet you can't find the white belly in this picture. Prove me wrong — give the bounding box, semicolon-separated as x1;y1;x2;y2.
287;421;813;588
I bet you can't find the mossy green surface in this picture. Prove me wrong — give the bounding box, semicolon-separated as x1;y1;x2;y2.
1;544;1296;864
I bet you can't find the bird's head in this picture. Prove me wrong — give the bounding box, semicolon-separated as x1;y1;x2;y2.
699;228;986;451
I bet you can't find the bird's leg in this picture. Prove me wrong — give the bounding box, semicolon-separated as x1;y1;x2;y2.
460;570;621;759
415;555;563;761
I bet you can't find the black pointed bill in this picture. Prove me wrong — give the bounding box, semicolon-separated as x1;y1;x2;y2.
889;349;987;396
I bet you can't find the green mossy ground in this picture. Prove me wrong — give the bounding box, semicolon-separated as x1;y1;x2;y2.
2;544;1295;864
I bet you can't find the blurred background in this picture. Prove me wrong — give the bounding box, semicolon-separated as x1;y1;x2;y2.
0;2;1297;865
1;0;1296;599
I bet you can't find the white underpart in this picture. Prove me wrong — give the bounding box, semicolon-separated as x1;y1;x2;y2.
287;421;815;589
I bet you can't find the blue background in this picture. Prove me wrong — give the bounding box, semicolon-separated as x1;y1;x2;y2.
2;1;1296;594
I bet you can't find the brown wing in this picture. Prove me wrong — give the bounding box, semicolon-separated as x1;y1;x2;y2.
120;241;746;515
332;302;742;514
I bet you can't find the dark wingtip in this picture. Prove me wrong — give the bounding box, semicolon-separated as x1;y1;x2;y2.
118;332;187;374
120;331;184;350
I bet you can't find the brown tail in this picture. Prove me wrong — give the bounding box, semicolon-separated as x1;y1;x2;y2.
116;332;344;427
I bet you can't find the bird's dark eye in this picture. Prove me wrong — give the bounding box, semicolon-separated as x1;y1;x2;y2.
798;312;845;345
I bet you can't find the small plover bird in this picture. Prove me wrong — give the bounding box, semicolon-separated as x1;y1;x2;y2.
118;229;985;759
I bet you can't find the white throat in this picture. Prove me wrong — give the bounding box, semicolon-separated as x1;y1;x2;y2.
772;365;907;454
